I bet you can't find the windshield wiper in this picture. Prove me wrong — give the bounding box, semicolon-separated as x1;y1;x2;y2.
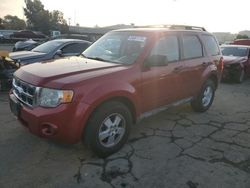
84;56;121;64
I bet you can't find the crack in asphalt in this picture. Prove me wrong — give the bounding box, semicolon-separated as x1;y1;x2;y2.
72;90;250;186
186;180;199;188
74;144;138;187
209;157;250;174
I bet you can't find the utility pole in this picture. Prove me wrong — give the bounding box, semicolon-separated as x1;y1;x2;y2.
68;18;71;34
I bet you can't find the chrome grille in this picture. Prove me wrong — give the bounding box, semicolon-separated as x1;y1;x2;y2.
12;77;37;107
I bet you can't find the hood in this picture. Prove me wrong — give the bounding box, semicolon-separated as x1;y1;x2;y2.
223;56;247;65
14;56;125;87
9;51;46;62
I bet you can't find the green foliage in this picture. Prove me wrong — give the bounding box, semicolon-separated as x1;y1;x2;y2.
0;18;4;29
236;34;249;39
24;0;69;35
1;15;26;30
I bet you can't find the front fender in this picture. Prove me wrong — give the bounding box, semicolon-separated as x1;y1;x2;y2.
81;80;140;116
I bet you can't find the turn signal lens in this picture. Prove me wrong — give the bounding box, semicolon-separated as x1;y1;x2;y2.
62;90;74;103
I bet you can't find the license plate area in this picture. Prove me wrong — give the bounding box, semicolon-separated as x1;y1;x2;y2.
10;94;21;117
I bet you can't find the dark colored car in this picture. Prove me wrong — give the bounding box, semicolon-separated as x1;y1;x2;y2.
10;30;47;39
9;26;223;157
0;52;19;91
10;39;92;65
13;39;40;52
221;45;250;83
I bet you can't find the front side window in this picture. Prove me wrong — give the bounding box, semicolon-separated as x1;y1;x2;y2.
150;35;179;62
182;35;203;59
83;32;147;65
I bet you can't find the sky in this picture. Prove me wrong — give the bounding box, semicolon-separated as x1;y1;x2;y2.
0;0;249;33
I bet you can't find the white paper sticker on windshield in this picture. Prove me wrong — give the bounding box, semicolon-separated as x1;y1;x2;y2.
128;36;146;42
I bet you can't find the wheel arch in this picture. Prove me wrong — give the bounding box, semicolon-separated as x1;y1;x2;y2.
81;95;137;141
208;73;218;89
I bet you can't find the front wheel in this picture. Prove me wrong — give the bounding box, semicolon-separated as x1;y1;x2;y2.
191;80;215;112
84;101;132;158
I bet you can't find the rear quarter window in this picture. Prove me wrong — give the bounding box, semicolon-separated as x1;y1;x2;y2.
201;35;220;56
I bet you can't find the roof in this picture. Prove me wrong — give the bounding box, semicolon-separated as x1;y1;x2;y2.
51;38;91;44
221;44;250;48
221;44;250;49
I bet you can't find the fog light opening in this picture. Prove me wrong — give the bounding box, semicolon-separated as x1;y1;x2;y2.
41;123;58;136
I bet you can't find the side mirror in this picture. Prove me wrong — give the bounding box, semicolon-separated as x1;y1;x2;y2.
144;55;168;67
55;50;63;57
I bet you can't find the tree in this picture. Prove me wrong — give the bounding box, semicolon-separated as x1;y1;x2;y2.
2;15;26;30
236;34;249;39
49;10;69;33
24;0;50;34
0;18;4;29
24;0;69;35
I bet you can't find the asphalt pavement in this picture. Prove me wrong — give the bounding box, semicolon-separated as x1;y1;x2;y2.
1;80;250;188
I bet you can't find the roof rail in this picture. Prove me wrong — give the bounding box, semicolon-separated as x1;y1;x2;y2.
168;25;206;31
137;24;206;31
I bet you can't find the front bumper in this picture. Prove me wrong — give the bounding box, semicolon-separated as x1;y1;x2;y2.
222;64;241;80
9;93;91;144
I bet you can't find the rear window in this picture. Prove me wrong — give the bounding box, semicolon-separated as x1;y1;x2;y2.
202;35;220;56
32;40;64;53
182;35;203;59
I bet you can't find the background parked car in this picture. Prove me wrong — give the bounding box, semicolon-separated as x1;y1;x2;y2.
221;45;250;83
12;39;41;51
10;39;92;65
10;30;47;39
0;51;19;91
0;39;91;90
232;39;250;46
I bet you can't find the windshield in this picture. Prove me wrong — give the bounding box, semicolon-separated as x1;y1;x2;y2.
82;32;147;65
32;40;64;53
221;46;248;57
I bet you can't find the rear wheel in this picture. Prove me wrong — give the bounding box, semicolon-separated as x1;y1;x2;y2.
191;79;215;112
84;101;132;157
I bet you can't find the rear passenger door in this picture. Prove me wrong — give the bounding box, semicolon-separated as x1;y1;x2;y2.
141;35;184;112
178;34;207;98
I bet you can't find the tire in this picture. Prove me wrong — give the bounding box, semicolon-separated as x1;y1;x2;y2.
236;68;245;83
191;79;215;112
84;101;132;158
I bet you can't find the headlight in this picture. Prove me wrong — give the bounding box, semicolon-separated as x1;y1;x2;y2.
37;88;74;107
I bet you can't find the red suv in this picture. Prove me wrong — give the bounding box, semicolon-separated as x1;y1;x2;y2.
9;26;223;157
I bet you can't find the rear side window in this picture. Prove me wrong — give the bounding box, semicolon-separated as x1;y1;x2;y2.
150;35;179;62
202;35;220;56
182;35;203;59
